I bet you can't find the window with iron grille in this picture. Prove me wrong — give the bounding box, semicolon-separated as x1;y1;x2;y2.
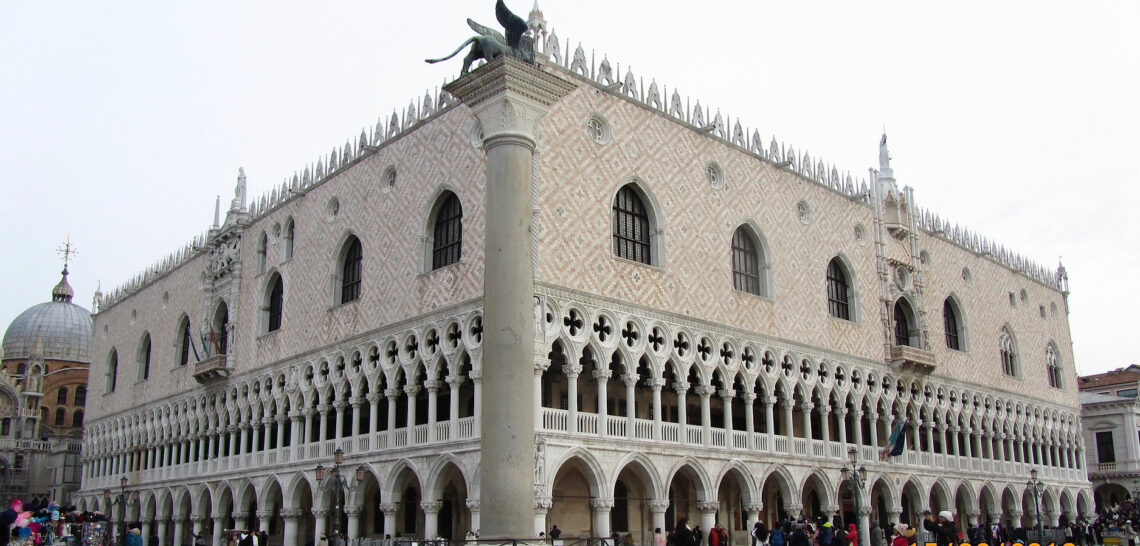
732;227;761;295
612;185;650;264
341;237;363;303
827;259;850;320
432;194;463;270
943;299;961;350
267;276;283;332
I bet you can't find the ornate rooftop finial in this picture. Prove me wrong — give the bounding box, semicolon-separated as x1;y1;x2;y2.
528;1;547;43
93;281;102;312
55;234;77;270
52;236;77;303
878;132;893;173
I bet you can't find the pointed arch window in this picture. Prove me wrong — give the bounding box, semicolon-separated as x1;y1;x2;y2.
1000;328;1018;377
212;302;230;355
107;349;119;393
943;299;961;350
1046;343;1062;388
138;333;152;381
893;300;916;347
56;388;68;405
827;258;851;320
612;185;651;264
432;193;463;270
341;236;363;304
284;218;295;260
266;275;284;333
731;226;763;295
178;315;192;366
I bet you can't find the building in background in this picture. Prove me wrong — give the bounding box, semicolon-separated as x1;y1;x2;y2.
1;265;91;504
78;8;1092;546
1078;366;1140;510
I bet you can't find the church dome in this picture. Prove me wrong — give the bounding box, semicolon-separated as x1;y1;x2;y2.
2;268;93;363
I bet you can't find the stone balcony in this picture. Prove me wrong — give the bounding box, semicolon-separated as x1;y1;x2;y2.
890;345;937;373
193;355;231;384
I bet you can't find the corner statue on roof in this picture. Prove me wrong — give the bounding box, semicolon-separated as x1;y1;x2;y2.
426;0;535;75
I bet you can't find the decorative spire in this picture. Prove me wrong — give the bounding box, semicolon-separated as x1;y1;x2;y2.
878;132;893;177
52;236;77;303
528;1;547;44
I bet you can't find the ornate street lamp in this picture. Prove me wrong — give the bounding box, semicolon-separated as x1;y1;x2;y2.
104;477;139;546
316;448;367;545
840;447;868;546
1027;469;1044;544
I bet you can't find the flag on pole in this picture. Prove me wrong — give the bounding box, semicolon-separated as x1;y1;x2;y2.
185;322;201;362
208;325;222;355
889;420;910;457
879;422;901;461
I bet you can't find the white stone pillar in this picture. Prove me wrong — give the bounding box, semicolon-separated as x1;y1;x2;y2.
697;501;719;534
624;374;637;438
764;399;775;443
426;381;440;442
819;405;831;442
720;389;735;436
350;397;363;439
781;400;794;438
367;393;380;436
445;57;574;539
697;386;713;446
595;369;611;436
380;504;399;538
212;515;226;546
256;510;274;534
156;519;169;546
592;498;614;539
282;510;302;546
313;509;328;543
422;501;442;539
835;408;848;446
868;413;880;450
566;367;581;434
447;376;465;437
800;402;814;440
742;393;756;450
535;498;552;538
332;401;346;442
318;405;330;443
141;520;153;546
466;500;481;535
675;383;689;432
405;385;421;440
651;379;663;440
385;388;400;438
649;500;669;535
472;369;483;436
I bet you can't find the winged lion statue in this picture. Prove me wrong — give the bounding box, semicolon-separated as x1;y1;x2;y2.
426;0;535;75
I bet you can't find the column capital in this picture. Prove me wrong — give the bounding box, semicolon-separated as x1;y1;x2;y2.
311;509;328;518
378;503;399;513
444;56;577;146
692;385;715;397
255;510;275;519
332;401;347;411
718;389;736;400
345;507;362;517
348;396;363;407
740;392;757;403
696;501;720;514
280;509;305;519
424;380;442;393
403;385;422;396
621;374;639;387
648;500;671;513
465;499;481;511
590;497;615;510
534;358;552;372
446;374;468;387
232;511;250;520
535;497;553;511
672;382;690;394
645;377;667;389
421;501;443;514
366;393;381;403
833;407;847;417
385;388;402;398
743;502;764;513
592;369;612;381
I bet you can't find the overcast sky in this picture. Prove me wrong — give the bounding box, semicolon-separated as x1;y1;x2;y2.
1;1;1136;376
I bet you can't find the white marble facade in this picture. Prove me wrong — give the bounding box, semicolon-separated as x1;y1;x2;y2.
79;44;1090;546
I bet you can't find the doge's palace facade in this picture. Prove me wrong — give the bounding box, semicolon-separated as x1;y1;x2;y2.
79;14;1091;546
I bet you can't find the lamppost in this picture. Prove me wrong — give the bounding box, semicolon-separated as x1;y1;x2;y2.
315;448;366;545
1027;469;1044;544
840;446;868;546
103;476;139;546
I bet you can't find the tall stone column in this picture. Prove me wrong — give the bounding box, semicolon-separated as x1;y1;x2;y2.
379;504;399;538
155;518;168;546
592;498;614;539
211;514;226;546
312;508;328;543
697;501;719;533
466;500;481;534
346;507;362;541
445;56;574;539
648;500;670;535
282;509;303;546
256;510;275;534
171;516;186;546
422;501;442;539
535;497;553;537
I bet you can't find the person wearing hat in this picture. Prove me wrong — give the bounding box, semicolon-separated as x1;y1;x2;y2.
890;524;909;546
923;511;957;546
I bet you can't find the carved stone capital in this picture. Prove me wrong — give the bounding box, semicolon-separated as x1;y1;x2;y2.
672;382;690;394
255;510;275;519
404;385;422;396
378;503;399;514
465;499;481;511
384;388;402;398
279;509;305;519
648;500;671;513
420;501;442;514
590;497;615;511
424;380;442;393
740;392;757;403
645;377;667;389
444;56;577;147
621;374;639;387
696;501;720;514
718;389;736;400
365;393;381;403
345;507;362;518
535;497;553;511
446;374;468;387
311;509;328;518
332;401;347;411
593;369;612;381
693;385;715;397
231;512;250;521
742;502;764;513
